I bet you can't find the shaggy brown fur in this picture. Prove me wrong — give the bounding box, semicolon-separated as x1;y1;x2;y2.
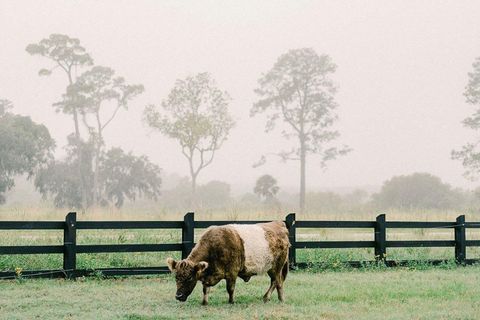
166;221;289;305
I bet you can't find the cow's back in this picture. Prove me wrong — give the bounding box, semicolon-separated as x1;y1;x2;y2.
192;221;289;280
231;221;289;275
230;224;274;274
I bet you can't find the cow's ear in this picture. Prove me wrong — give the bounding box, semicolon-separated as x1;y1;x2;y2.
166;258;177;272
195;261;208;275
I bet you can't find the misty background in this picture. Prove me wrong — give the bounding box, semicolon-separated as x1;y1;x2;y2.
2;1;480;216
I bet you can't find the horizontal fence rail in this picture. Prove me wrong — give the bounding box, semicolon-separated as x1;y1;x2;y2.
0;221;65;230
1;212;480;280
76;221;184;229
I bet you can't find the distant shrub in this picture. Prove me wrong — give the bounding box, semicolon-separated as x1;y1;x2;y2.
372;172;468;210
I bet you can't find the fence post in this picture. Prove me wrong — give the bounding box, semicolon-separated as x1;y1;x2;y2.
182;212;195;259
455;215;466;264
375;214;386;262
285;213;296;268
63;212;77;279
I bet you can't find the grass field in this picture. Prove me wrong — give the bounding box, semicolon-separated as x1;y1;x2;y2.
3;204;480;220
1;267;480;319
2;206;480;318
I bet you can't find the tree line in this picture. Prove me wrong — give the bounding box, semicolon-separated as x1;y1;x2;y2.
1;34;349;214
147;172;480;214
2;32;480;214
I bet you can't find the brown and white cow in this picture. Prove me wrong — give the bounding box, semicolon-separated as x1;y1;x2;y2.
166;220;290;305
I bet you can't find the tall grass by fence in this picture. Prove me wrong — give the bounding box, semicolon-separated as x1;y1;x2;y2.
0;212;479;280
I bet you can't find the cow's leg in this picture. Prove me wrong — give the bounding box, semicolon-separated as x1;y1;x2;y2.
263;272;276;303
281;260;288;281
226;277;236;304
202;284;210;306
275;272;285;302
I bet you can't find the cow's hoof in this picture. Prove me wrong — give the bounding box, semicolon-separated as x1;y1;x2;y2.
263;296;270;303
202;301;208;306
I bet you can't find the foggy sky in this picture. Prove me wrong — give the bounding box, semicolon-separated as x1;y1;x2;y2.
1;0;480;194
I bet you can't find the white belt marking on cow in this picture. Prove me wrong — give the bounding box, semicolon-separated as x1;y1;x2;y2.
231;224;273;275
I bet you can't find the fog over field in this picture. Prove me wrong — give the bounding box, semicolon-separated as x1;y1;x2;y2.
2;1;480;214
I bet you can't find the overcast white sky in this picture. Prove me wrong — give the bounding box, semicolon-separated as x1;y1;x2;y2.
1;0;480;194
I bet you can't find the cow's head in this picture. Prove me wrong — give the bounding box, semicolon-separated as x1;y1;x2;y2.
166;258;208;302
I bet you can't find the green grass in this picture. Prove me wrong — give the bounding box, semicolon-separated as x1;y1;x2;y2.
1;267;480;319
2;227;479;272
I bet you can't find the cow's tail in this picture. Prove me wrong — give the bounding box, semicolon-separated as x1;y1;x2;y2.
282;259;288;281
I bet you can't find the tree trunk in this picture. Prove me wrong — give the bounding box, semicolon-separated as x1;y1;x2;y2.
72;106;88;212
93;114;103;207
191;174;197;195
188;155;197;209
68;73;88;212
93;142;101;206
299;137;306;215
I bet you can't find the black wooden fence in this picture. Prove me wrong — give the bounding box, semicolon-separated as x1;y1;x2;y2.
1;212;480;279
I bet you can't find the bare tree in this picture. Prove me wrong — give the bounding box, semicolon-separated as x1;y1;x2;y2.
144;73;234;199
251;48;350;215
26;34;93;210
